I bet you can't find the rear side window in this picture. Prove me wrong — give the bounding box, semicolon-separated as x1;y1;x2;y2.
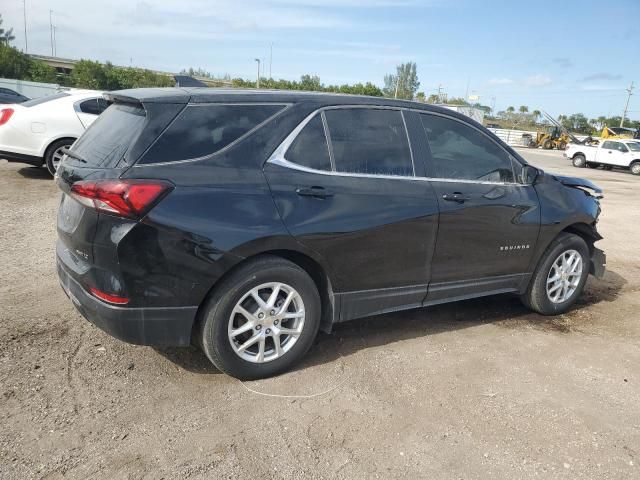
78;98;102;115
420;114;515;183
69;104;146;168
324;109;414;176
140;104;285;164
286;115;331;171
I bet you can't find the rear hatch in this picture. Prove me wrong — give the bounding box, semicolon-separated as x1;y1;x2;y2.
56;94;186;289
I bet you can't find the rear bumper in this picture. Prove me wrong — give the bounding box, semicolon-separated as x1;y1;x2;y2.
57;258;198;346
0;150;43;167
590;247;606;279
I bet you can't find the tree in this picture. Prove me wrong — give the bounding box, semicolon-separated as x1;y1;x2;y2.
532;110;541;123
0;15;15;45
415;91;426;102
506;106;515;113
0;43;57;83
383;62;419;100
519;105;528;114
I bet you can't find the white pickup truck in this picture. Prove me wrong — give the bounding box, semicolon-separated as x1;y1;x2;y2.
565;139;640;175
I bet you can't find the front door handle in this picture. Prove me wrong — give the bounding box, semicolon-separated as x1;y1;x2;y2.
442;192;470;203
295;186;334;198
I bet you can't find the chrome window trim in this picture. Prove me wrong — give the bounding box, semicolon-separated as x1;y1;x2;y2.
133;102;292;168
267;104;527;186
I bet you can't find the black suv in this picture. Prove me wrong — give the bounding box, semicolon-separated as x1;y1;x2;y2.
55;88;605;379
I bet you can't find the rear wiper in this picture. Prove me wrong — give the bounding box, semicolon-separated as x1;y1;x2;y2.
61;147;87;163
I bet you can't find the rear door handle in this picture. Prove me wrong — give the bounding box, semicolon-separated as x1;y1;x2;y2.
295;186;334;198
442;192;470;203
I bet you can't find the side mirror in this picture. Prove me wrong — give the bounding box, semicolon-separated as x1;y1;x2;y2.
521;165;539;185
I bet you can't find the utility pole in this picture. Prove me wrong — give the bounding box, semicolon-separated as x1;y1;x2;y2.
49;10;54;56
620;81;634;127
53;25;57;56
437;84;444;103
254;58;260;88
269;43;273;79
23;0;28;53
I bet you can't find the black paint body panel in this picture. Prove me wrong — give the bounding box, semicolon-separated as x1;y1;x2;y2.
54;88;604;346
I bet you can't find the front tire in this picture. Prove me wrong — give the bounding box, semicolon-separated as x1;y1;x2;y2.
631;162;640;175
45;138;74;176
199;256;321;380
521;233;590;315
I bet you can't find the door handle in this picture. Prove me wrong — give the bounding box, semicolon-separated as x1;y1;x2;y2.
295;186;334;198
442;192;470;203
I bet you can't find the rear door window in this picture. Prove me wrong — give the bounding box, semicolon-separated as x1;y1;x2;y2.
323;108;414;176
419;114;515;183
139;104;286;164
286;115;332;171
67;103;146;168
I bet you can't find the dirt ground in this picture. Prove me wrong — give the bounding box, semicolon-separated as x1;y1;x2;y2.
1;149;638;479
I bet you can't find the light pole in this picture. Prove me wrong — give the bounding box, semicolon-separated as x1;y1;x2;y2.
620;81;634;128
254;58;260;88
49;10;54;56
23;0;28;53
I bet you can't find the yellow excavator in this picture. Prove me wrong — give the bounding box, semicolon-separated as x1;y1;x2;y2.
600;126;640;139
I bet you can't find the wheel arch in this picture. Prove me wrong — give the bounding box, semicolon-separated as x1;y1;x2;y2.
561;222;601;255
191;249;336;344
43;136;77;158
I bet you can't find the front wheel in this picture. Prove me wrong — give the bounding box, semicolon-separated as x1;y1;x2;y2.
521;233;590;315
631;162;640;175
199;256;321;380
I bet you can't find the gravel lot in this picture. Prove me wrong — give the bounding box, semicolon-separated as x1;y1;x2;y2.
1;149;639;479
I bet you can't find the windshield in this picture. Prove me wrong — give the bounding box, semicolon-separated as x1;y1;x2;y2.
21;92;70;107
67;103;146;168
628;142;640;152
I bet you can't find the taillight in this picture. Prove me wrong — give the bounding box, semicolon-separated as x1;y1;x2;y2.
0;108;14;126
70;179;173;218
89;287;130;305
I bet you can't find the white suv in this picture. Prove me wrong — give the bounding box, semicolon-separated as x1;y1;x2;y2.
0;90;107;175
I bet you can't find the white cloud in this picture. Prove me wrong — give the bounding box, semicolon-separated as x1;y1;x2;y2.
488;78;514;85
524;74;552;87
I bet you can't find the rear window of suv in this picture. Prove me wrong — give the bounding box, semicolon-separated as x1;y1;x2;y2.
67;103;146;168
138;104;286;164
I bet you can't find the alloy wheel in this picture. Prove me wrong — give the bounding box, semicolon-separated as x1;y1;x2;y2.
546;249;583;303
51;146;67;172
227;282;305;363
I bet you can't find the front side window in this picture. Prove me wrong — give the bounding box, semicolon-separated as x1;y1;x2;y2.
324;108;414;176
140;104;285;164
420;114;515;183
286;115;332;171
627;142;640;152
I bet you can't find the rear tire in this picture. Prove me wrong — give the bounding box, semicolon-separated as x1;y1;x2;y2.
45;138;75;176
543;139;553;150
557;140;567;150
199;256;321;380
521;233;590;315
572;154;586;168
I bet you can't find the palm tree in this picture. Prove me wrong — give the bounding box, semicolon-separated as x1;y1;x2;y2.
0;15;15;45
519;105;529;114
506;106;515;113
532;110;541;123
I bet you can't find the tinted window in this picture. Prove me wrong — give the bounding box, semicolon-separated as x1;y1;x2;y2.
324;109;413;176
602;141;627;152
68;104;146;168
78;98;102;115
286;115;331;171
420;114;514;182
0;88;18;95
22;92;70;107
141;104;285;163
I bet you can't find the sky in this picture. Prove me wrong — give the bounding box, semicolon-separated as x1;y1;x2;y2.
2;0;639;120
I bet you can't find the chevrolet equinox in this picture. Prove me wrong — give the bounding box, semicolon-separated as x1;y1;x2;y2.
55;88;606;379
